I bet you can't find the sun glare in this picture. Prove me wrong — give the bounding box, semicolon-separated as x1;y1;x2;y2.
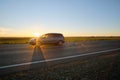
34;32;40;37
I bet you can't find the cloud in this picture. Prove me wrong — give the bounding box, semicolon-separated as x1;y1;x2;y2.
0;25;48;37
0;27;34;37
0;27;15;37
0;27;11;32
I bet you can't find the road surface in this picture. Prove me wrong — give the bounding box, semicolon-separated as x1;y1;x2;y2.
0;40;120;75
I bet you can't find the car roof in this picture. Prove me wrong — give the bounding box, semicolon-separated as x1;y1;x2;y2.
45;33;63;35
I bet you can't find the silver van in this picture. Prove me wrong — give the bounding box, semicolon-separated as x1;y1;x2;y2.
29;33;65;45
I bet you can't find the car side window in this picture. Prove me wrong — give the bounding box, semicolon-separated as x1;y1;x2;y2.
41;35;46;38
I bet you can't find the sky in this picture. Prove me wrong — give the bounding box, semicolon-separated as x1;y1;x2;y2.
0;0;120;37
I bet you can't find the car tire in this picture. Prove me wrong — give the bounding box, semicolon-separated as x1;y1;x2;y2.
57;41;63;46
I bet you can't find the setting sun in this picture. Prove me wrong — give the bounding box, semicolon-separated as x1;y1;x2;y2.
34;32;40;37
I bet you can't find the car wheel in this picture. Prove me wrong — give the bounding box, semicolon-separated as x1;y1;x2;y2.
57;41;63;46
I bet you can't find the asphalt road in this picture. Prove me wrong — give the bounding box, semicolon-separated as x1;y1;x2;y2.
0;40;120;75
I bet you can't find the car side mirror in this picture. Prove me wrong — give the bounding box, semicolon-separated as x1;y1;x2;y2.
29;38;36;45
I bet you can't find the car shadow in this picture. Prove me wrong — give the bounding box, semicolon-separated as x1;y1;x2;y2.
30;46;47;69
30;44;65;71
42;45;65;60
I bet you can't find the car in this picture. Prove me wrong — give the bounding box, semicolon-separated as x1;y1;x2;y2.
29;33;65;46
29;38;36;45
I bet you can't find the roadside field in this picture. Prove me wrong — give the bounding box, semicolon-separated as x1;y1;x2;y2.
0;37;31;44
0;37;120;44
65;37;120;42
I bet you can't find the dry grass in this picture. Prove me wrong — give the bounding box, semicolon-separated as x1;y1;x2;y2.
0;37;31;44
65;37;120;42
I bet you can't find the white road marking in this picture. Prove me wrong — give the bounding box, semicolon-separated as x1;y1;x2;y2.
0;48;120;69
